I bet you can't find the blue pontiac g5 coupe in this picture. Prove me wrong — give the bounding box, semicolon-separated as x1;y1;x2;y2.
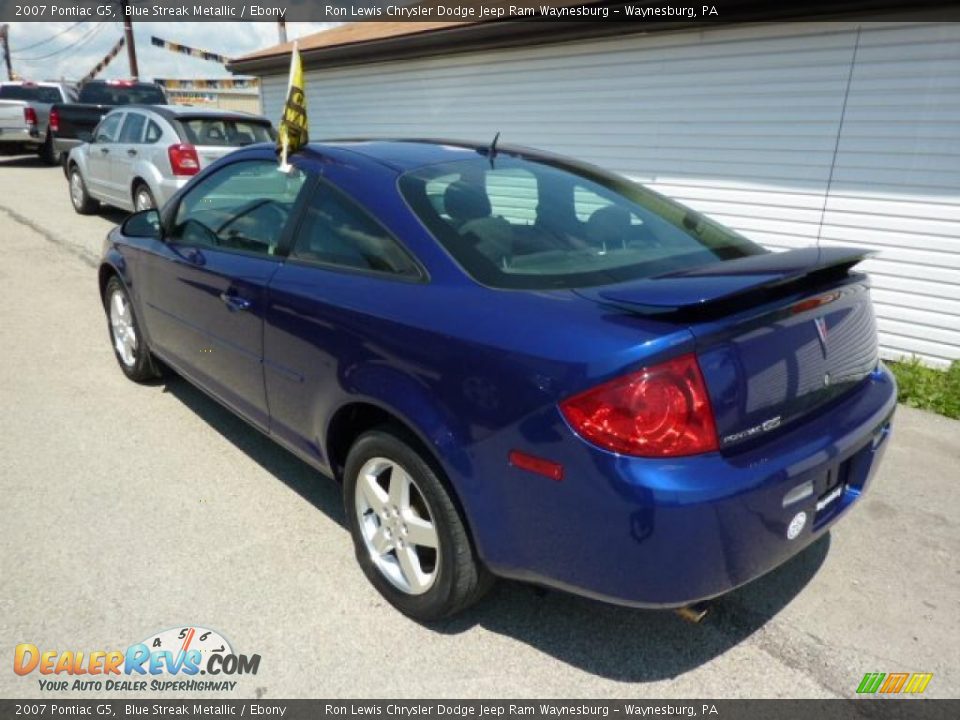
99;140;896;620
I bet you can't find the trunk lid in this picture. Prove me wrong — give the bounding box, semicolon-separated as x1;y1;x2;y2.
575;247;880;449
193;145;237;169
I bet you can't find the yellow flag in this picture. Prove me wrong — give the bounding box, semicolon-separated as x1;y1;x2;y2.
277;42;308;169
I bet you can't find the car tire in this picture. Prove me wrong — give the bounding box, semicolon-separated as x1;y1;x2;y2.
103;276;159;383
69;167;99;215
133;183;156;212
344;427;493;621
39;134;57;165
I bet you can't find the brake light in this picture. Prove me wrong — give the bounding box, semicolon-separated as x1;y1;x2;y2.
559;353;718;457
791;291;840;315
168;143;200;176
49;108;60;133
23;107;37;127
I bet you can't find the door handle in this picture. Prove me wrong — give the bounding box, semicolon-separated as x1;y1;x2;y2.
127;148;137;157
99;147;109;154
219;292;251;312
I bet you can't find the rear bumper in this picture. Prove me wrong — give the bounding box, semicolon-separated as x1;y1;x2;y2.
0;127;40;147
153;176;189;209
53;137;80;157
469;365;897;607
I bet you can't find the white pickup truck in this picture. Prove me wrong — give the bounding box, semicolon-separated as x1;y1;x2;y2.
0;82;77;164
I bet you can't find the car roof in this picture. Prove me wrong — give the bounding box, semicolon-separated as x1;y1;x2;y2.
0;80;69;87
302;138;562;173
108;104;269;123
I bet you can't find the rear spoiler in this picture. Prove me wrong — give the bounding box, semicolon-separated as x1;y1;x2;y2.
574;247;875;320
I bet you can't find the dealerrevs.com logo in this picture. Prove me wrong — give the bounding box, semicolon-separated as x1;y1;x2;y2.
14;626;260;692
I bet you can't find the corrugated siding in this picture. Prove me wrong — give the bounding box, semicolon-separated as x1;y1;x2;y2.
260;21;960;367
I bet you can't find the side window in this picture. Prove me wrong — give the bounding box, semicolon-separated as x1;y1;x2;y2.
170;160;307;256
290;183;420;278
118;113;146;143
94;114;122;143
144;120;162;144
486;168;537;225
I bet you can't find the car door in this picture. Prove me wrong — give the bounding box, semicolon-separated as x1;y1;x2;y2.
140;158;309;429
263;178;425;465
111;110;147;208
86;112;123;198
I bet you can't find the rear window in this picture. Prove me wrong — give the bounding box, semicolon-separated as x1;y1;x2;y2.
0;85;63;103
177;118;274;147
399;156;766;290
78;83;166;105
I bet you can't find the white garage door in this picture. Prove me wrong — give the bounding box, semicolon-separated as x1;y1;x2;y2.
261;21;960;367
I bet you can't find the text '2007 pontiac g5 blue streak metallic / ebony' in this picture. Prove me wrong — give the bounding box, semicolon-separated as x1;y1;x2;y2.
98;139;896;620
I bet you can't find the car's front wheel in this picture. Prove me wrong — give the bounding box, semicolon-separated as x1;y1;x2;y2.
103;276;158;382
344;428;492;621
69;167;99;215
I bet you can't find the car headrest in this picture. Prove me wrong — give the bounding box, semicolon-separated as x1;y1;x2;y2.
586;204;632;246
229;131;254;146
443;181;491;226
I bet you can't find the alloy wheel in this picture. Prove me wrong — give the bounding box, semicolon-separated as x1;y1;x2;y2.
70;172;84;209
135;188;154;211
109;289;138;368
354;457;440;595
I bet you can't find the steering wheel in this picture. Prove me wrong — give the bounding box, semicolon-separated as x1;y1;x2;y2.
216;199;288;246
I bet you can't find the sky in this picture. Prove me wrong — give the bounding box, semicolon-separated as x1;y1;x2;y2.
3;22;338;82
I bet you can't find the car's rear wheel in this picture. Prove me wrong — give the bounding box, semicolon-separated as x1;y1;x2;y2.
133;183;156;212
103;276;158;382
69;167;98;215
39;134;56;165
344;428;492;621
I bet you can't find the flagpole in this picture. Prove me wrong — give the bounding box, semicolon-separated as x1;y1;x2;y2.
278;41;298;172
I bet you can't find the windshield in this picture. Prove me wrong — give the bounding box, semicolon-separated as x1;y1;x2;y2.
0;85;63;103
177;118;274;146
78;83;166;105
399;155;766;290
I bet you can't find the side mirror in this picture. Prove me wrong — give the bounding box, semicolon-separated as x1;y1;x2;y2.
121;209;163;239
77;130;93;143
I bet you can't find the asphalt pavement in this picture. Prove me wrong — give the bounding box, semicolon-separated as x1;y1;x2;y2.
0;154;957;699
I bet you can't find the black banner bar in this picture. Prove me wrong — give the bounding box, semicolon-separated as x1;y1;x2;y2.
0;0;958;23
1;700;958;720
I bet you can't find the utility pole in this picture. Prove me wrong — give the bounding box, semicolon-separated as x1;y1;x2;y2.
121;0;139;79
277;19;287;44
0;25;12;81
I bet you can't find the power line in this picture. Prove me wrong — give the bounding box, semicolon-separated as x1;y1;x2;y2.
10;21;86;55
17;22;105;62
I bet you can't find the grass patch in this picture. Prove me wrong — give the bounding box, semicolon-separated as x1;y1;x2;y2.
887;358;960;420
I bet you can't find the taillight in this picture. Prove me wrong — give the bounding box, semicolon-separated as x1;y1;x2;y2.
23;107;37;127
560;353;718;457
168;143;200;176
49;108;60;133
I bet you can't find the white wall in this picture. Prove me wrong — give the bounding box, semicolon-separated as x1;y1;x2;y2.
260;21;960;367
